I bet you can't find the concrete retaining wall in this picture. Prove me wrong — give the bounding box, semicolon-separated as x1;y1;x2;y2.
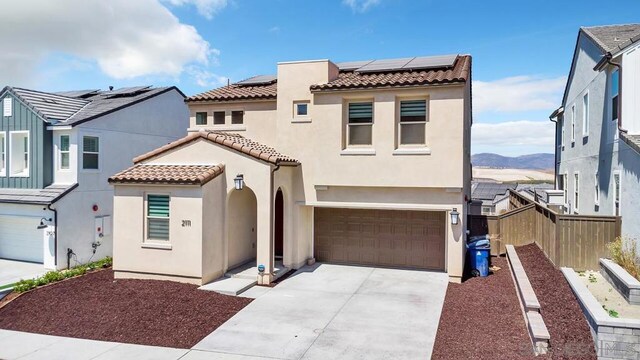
600;258;640;305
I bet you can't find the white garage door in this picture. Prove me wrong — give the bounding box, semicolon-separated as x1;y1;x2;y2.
0;216;43;263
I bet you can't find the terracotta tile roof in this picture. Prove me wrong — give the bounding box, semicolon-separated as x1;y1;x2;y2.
109;164;224;185
310;55;471;92
186;82;277;102
133;131;299;166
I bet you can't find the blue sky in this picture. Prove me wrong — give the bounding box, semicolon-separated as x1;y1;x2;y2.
2;0;640;156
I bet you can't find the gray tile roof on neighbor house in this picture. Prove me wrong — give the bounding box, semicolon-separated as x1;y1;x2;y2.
582;24;640;54
471;182;517;201
1;86;185;127
0;183;78;205
621;132;640;155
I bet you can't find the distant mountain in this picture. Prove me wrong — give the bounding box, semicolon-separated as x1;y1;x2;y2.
472;153;554;170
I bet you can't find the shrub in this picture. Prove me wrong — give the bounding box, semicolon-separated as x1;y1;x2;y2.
608;236;640;280
12;256;112;293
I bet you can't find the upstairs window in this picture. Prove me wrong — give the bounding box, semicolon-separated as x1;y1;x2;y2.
232;110;244;124
10;131;29;177
147;194;170;241
571;105;576;143
0;133;5;175
612;69;619;121
195;112;207;125
82;136;99;170
347;102;373;146
582;93;589;136
59;135;70;170
399;100;427;145
213;111;225;125
560;115;565;148
294;101;309;118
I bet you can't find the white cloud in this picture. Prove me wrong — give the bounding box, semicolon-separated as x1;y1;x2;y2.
472;120;555;147
0;0;214;85
269;26;281;33
165;0;228;19
187;66;228;88
343;0;381;13
474;76;566;113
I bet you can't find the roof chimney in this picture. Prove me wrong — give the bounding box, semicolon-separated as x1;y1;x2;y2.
109;86;114;91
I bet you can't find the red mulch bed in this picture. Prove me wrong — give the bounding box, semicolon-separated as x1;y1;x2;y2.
0;269;252;348
432;257;538;359
516;244;597;359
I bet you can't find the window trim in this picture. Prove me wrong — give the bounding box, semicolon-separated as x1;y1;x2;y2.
213;111;225;125
0;131;6;176
571;104;576;144
81;135;100;171
563;172;568;209
145;193;171;243
59;134;71;171
560;115;565;149
346;100;374;148
613;170;621;216
611;69;620;122
594;172;599;206
195;112;208;126
573;172;579;214
397;98;428;148
9;130;29;177
582;92;589;137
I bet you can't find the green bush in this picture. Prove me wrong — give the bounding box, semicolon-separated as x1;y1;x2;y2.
608;236;640;280
12;256;112;293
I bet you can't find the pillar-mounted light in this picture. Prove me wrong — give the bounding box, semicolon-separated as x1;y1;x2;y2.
450;208;460;225
234;174;244;190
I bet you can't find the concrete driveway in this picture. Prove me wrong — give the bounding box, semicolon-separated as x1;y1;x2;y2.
194;263;448;360
0;259;46;287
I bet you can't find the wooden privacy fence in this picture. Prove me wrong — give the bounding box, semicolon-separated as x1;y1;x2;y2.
469;190;621;271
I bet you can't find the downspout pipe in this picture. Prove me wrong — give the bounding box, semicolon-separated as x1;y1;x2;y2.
269;162;281;282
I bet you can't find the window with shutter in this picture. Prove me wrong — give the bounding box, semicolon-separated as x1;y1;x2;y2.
147;194;170;241
399;100;427;145
347;102;373;146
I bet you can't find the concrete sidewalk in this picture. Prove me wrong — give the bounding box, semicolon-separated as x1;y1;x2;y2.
0;330;274;360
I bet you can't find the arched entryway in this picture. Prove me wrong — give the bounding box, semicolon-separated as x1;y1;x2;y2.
274;188;284;260
227;187;258;269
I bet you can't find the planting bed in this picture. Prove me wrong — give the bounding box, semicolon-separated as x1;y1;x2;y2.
0;270;252;348
516;244;597;359
432;257;536;359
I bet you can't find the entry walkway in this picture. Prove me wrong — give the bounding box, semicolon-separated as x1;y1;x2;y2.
0;259;46;287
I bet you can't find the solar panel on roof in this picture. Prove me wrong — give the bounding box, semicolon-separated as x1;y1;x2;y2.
355;57;414;73
54;89;100;98
336;60;373;71
107;86;151;96
235;75;277;86
402;54;458;70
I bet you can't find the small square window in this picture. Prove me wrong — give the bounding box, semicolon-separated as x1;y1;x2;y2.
232;111;244;124
296;103;308;116
213;111;225;125
195;112;207;125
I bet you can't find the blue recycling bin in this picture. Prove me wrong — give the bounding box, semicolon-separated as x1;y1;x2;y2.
467;237;491;277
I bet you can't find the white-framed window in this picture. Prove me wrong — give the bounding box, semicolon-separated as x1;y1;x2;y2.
347;101;373;146
0;132;5;176
481;206;492;215
574;172;579;213
611;69;619;122
582;93;589;137
146;194;170;241
398;99;427;146
294;101;309;118
213;111;225;125
562;172;568;208
3;97;12;117
571;104;576;143
82;136;99;170
59;135;70;170
594;172;599;206
560;115;565;149
9;131;29;177
613;171;621;216
195;112;207;125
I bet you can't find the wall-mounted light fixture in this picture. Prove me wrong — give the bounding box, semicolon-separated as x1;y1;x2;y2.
37;217;52;230
234;174;244;190
450;208;460;225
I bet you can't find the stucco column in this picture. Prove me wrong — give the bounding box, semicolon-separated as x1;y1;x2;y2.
256;191;273;285
447;205;465;283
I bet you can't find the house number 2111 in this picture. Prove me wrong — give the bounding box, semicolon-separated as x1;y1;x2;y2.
182;220;192;227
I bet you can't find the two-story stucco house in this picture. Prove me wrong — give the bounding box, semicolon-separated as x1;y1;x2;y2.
0;86;187;270
110;54;472;285
550;24;640;241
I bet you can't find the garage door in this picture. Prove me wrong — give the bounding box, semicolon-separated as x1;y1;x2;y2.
314;208;445;270
0;216;43;263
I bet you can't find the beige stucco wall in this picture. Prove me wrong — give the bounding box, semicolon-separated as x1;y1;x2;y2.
113;184;207;284
227;187;258;269
188;101;277;146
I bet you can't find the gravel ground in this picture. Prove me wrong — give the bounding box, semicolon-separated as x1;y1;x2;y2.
516;244;597;360
0;270;252;348
432;257;537;359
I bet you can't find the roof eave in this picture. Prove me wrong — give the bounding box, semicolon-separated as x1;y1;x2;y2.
310;80;467;93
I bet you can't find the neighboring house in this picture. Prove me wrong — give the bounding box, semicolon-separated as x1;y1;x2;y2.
550;24;640;240
0;86;188;270
471;181;516;215
110;54;472;285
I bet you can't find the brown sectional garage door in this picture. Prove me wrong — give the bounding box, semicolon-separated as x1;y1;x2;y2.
314;208;445;270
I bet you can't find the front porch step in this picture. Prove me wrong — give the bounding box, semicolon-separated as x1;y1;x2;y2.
198;277;257;296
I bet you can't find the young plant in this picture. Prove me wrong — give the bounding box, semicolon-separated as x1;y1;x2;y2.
607;236;640;280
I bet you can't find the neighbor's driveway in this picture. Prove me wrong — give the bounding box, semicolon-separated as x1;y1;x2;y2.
194;263;448;360
0;259;46;287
